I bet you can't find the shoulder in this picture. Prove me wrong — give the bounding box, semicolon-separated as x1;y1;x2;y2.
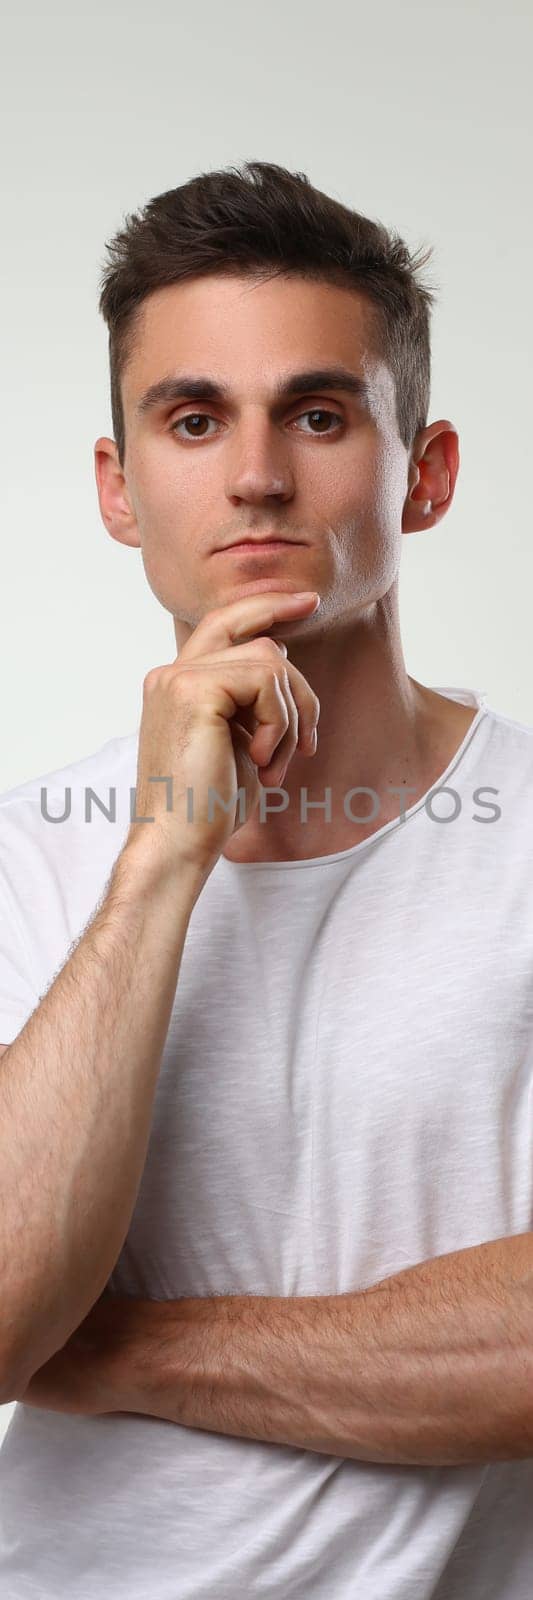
0;728;139;894
0;728;138;815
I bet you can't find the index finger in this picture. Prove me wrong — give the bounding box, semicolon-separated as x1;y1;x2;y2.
179;590;320;660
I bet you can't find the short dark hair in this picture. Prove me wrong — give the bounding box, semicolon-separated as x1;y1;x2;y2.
97;159;437;470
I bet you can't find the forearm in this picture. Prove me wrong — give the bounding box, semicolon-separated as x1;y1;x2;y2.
0;837;203;1403
106;1232;533;1467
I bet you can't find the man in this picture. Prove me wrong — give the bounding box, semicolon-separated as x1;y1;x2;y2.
1;159;533;1598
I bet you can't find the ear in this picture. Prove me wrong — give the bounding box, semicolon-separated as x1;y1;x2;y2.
94;436;141;550
402;420;460;535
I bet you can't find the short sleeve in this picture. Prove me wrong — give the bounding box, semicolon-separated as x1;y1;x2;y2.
0;733;137;1048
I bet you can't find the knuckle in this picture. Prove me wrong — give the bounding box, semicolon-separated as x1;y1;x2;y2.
172;663;199;693
256;636;284;659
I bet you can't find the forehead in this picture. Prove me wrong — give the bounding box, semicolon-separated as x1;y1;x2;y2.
122;273;393;411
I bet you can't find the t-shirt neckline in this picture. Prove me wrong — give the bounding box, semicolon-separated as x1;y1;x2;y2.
218;686;490;873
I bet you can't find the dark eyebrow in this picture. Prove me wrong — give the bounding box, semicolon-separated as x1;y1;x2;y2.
135;366;371;418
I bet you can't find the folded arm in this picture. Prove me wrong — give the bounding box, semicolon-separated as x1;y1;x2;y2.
17;1232;533;1467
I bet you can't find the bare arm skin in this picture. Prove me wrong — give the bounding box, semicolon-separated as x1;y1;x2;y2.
0;589;320;1400
0;843;203;1401
12;1232;533;1466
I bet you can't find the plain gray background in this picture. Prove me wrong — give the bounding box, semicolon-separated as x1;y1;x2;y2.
1;0;531;1434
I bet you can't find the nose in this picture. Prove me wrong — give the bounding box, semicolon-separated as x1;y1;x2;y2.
224;416;294;506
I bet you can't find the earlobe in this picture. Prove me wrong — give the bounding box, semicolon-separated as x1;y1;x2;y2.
401;484;437;535
105;519;142;551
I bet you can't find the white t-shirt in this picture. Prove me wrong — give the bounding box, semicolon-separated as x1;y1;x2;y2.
1;684;533;1600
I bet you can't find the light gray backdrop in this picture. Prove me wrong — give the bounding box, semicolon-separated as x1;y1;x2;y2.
1;0;531;1435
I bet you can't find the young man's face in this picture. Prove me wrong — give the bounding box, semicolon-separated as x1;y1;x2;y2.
95;272;445;635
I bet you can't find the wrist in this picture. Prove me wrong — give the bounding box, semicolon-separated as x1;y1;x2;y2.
97;1296;191;1421
82;1293;160;1416
116;829;209;909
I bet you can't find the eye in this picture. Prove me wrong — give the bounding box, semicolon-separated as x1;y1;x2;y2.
170;413;218;439
292;409;343;435
168;407;344;441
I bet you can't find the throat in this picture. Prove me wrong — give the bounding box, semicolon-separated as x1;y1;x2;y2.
222;695;478;866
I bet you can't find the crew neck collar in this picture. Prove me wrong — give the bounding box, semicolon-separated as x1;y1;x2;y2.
218;686;490;873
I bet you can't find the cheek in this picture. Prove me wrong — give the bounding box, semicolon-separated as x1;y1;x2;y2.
130;455;188;555
134;447;220;562
330;443;401;537
328;439;406;586
339;453;405;563
129;434;192;507
316;429;401;510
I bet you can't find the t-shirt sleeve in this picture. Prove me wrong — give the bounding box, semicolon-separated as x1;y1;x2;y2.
0;742;133;1049
0;873;41;1045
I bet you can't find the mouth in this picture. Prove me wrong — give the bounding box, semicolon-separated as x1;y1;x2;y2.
216;539;305;554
